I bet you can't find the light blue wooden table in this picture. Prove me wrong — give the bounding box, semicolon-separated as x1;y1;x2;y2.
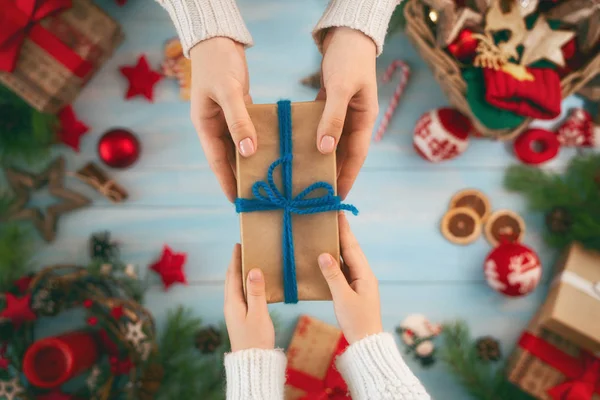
31;0;589;398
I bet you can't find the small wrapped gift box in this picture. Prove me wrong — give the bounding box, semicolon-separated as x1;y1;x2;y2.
235;101;357;304
0;0;124;113
285;315;350;399
508;310;600;400
539;242;600;353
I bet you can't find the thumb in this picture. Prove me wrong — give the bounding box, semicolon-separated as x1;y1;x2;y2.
218;88;257;157
317;89;349;154
246;268;269;316
318;253;351;300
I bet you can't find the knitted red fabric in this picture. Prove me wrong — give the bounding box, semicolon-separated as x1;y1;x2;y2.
483;68;562;120
513;128;560;165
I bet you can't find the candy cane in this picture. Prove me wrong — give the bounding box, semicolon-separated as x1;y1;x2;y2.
374;60;411;142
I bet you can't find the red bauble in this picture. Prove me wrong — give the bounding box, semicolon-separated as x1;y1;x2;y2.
484;241;542;297
513;128;560;165
98;129;141;169
447;29;479;62
413;108;471;163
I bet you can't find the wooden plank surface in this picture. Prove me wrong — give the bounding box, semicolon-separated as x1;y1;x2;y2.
25;0;594;398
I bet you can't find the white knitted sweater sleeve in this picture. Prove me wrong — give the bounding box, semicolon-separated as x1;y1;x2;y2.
156;0;401;57
224;348;287;400
336;333;431;400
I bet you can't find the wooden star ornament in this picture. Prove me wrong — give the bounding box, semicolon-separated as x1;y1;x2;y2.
4;157;91;242
149;245;187;290
521;15;575;67
120;55;163;102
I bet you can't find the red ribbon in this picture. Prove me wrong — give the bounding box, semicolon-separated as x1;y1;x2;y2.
519;332;600;400
287;336;350;400
0;0;92;77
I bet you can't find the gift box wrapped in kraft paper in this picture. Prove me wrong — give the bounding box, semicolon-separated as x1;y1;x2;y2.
0;0;124;113
539;242;600;353
508;308;600;400
235;100;358;304
285;315;350;399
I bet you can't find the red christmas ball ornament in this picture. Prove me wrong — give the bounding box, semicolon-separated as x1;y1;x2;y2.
98;129;141;169
413;108;471;163
513;128;560;165
484;241;542;297
447;29;479;62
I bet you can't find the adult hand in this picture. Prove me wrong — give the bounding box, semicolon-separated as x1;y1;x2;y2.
318;27;378;199
190;38;256;202
318;213;383;344
224;244;275;352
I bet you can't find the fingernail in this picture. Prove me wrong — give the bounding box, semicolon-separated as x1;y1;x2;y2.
249;269;262;282
239;138;255;157
318;254;332;269
319;135;335;154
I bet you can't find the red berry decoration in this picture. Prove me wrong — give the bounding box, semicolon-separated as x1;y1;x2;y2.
484;241;542;297
98;129;141;169
83;299;93;308
87;317;98;326
413;108;471;163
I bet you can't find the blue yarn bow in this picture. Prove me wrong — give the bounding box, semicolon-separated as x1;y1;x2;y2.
235;100;358;304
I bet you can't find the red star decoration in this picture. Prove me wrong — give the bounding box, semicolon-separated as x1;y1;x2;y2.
110;305;124;319
119;55;163;102
37;390;73;400
57;106;89;152
14;276;32;293
149;245;187;290
0;293;36;327
0;357;8;370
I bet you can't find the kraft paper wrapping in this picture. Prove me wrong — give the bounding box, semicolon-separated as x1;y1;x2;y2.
236;101;339;303
539;242;600;353
0;0;123;113
508;311;600;400
285;315;344;399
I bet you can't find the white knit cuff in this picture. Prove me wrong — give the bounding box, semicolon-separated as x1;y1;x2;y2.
336;333;431;400
224;348;287;400
157;0;254;57
313;0;401;56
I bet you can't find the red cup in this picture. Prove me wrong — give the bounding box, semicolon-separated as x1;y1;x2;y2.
23;331;99;388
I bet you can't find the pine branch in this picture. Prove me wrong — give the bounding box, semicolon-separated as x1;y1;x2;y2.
0;225;32;292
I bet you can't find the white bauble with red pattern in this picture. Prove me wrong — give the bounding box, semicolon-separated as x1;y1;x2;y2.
556;109;600;148
413;108;472;162
484;241;542;297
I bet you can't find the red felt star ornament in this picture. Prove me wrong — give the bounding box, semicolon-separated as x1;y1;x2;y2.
150;245;187;290
37;390;73;400
14;275;32;293
0;356;8;370
0;293;36;327
119;55;163;102
57;106;89;152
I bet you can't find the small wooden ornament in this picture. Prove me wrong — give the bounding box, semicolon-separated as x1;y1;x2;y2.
449;189;492;222
4;157;90;242
72;162;128;203
441;207;482;245
484;209;525;247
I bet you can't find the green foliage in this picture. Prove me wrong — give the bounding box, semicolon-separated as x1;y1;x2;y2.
0;224;31;293
0;85;57;166
504;155;600;251
387;2;408;37
440;321;534;400
156;307;229;400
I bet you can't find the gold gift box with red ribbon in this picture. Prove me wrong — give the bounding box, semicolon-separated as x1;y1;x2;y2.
508;310;600;400
285;315;350;400
0;0;124;113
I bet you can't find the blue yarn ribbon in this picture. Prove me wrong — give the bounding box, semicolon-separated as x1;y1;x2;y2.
235;100;358;304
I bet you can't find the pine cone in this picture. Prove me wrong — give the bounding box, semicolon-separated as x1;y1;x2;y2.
545;207;572;234
475;336;501;362
195;326;222;354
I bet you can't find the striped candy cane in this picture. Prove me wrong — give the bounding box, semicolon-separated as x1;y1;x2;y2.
374;60;411;142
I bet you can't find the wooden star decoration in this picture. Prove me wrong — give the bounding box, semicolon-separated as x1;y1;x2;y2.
521;15;575;67
4;157;91;242
546;0;600;52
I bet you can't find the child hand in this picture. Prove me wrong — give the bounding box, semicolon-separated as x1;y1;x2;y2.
318;213;383;344
190;38;256;202
317;27;378;199
224;244;275;352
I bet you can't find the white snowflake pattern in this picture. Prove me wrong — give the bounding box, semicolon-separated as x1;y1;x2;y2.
0;377;23;400
484;259;507;291
124;321;146;348
558;124;585;146
507;253;541;294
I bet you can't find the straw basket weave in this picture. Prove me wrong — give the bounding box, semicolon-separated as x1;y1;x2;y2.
403;0;600;140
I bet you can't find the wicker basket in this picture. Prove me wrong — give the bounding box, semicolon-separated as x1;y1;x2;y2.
403;0;600;140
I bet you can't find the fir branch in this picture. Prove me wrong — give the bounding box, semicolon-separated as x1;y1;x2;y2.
0;85;57;166
0;225;31;292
